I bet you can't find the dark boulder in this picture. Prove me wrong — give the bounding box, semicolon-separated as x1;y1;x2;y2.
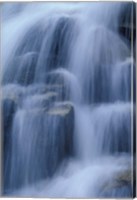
7;101;74;190
100;168;132;198
45;102;74;176
2;97;17;191
39;16;75;72
2;97;17;145
118;2;136;47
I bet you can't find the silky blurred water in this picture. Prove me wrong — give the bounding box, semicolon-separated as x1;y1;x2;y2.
2;2;134;198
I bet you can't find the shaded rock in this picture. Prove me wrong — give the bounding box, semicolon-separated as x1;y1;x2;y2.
100;168;132;197
2;98;17;138
45;102;74;176
2;97;17;190
101;184;132;198
8;101;74;189
92;103;131;154
118;2;136;50
115;169;131;183
40;16;75;71
33;16;76;83
119;24;136;43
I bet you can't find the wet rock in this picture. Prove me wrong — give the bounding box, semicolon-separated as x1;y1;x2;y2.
119;24;136;43
47;101;73;116
15;52;39;85
2;86;23;162
45;102;74;176
92;103;131;154
101;184;132;198
2;97;17;190
2;97;17;138
8;101;74;189
100;168;132;197
118;2;136;46
44;16;75;71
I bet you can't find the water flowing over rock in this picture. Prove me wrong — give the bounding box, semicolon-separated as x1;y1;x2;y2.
100;158;133;198
1;2;135;198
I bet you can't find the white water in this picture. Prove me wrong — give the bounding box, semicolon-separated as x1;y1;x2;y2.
2;2;134;198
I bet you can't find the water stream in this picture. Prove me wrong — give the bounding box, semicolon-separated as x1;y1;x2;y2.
1;2;135;198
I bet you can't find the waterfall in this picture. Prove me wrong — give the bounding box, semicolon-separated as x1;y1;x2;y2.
1;2;135;198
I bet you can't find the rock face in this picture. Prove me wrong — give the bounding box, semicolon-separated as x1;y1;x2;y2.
123;3;136;39
47;102;73;115
3;81;75;192
2;98;17;150
45;102;74;176
100;168;132;197
2;97;17;190
118;3;136;60
44;17;75;72
6;99;75;190
2;98;15;146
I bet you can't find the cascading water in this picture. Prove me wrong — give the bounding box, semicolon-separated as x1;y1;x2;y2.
1;2;136;198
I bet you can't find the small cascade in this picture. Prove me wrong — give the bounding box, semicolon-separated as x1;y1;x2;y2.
1;2;135;198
